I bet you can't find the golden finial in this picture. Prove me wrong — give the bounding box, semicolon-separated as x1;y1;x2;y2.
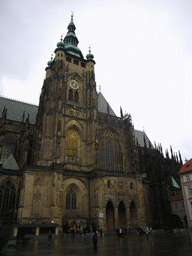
71;11;74;17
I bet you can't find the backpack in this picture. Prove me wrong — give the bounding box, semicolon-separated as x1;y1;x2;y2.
93;234;98;241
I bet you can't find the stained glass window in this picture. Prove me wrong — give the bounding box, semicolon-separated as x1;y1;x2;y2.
66;130;78;156
97;129;123;171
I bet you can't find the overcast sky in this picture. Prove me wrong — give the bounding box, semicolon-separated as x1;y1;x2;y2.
0;0;191;162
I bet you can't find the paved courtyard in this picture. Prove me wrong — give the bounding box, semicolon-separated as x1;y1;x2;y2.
1;229;192;256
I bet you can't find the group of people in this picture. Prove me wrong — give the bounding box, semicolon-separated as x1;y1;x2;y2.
48;229;102;251
137;227;153;238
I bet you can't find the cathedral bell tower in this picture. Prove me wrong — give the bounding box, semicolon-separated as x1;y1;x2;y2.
35;14;97;170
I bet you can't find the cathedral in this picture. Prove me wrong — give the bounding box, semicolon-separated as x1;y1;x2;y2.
0;14;182;233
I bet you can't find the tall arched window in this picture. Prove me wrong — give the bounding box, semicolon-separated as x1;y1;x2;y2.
0;180;16;218
0;134;17;164
66;130;78;156
97;129;123;171
66;188;76;209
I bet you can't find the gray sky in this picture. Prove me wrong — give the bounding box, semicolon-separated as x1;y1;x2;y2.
0;0;191;162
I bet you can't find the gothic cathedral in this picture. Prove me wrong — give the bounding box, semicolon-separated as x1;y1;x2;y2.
0;14;174;233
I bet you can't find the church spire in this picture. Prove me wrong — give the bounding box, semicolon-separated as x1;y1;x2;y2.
63;12;79;47
63;13;84;59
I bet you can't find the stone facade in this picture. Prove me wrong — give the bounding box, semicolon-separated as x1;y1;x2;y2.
0;15;182;232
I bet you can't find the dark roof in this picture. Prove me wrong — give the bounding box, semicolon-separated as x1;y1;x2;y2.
178;158;192;174
0;96;154;150
134;130;154;149
98;92;116;116
0;94;117;125
0;97;38;125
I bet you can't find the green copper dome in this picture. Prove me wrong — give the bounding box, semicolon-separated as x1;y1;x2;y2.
47;55;53;67
86;47;94;60
57;36;64;49
64;15;79;47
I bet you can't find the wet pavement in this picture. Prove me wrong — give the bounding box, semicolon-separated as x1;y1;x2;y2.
1;229;192;256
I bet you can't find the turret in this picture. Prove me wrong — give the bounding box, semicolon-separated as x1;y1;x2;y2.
86;47;95;73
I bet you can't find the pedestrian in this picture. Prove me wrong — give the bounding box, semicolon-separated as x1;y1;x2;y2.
145;227;149;239
83;227;86;236
72;228;75;238
92;231;98;251
48;230;52;247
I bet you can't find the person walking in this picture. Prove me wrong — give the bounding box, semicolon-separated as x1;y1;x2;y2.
92;231;98;251
145;227;149;239
48;230;52;247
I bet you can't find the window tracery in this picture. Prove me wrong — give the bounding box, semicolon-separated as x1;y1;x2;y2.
66;187;76;209
0;134;17;164
68;89;79;103
97;129;123;171
0;180;16;218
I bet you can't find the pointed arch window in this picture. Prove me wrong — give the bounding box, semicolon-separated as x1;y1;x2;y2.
0;134;17;164
0;180;16;218
97;129;123;171
66;189;76;209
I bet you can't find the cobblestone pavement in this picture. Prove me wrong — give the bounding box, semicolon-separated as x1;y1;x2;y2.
1;229;192;256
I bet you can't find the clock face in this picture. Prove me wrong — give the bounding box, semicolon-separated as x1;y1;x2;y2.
69;80;79;90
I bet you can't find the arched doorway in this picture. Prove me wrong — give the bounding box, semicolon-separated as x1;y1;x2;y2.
106;201;115;231
130;201;137;228
118;201;126;226
130;201;137;219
